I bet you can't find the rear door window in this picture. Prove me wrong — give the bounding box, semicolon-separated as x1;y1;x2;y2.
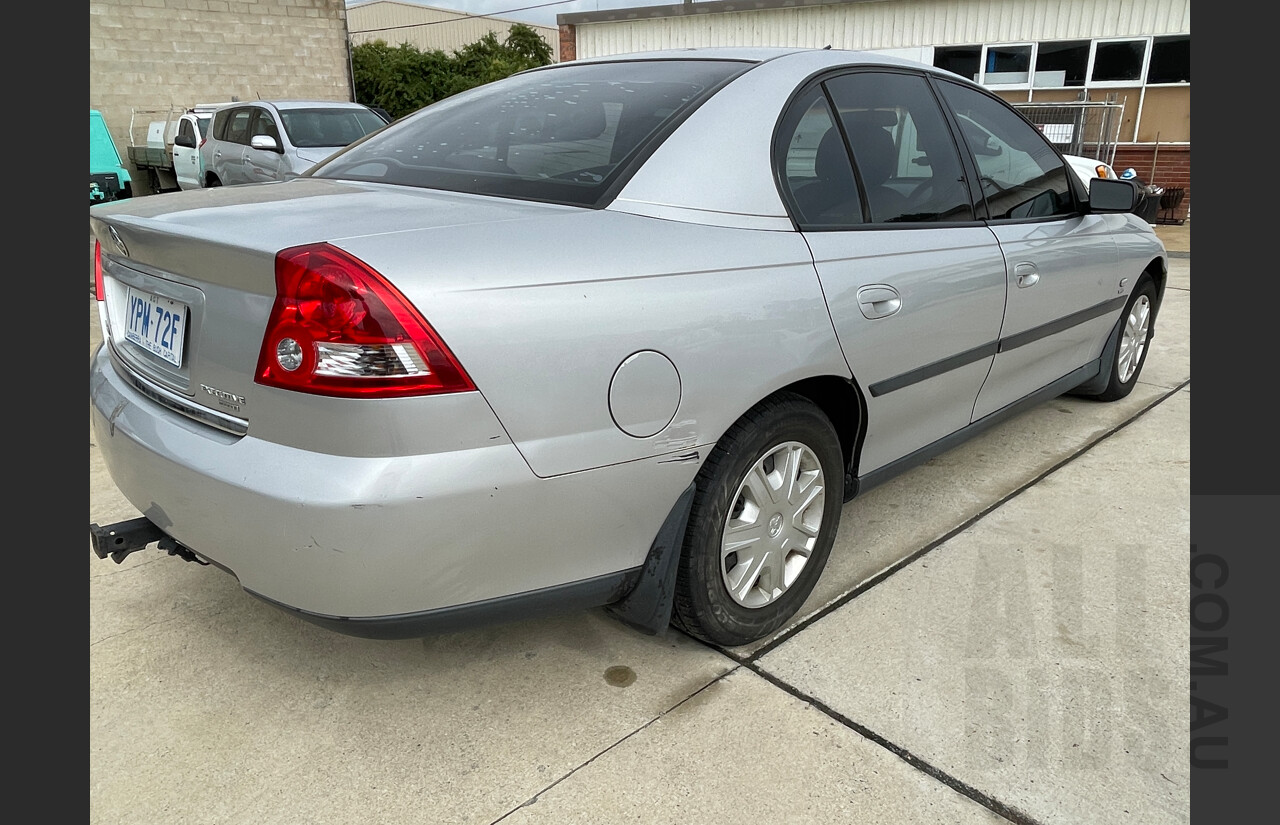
776;70;974;228
825;71;973;224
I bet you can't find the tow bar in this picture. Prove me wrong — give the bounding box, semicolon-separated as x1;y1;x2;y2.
88;518;207;565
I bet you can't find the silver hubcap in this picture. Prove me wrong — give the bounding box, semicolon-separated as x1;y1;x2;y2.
720;441;826;608
1117;293;1151;384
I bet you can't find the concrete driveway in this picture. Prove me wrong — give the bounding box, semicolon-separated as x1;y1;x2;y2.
89;251;1190;824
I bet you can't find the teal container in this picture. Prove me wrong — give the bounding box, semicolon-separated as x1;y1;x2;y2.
90;110;132;205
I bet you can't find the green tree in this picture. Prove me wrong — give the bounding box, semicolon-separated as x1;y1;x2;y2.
352;24;554;119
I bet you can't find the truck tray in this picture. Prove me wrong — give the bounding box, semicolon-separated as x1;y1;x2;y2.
127;145;172;170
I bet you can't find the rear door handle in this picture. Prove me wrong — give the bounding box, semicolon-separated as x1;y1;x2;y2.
1015;263;1039;288
857;285;902;319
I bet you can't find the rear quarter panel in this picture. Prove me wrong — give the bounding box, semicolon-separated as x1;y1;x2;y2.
335;208;852;478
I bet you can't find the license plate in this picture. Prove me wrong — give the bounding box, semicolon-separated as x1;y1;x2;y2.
124;286;188;367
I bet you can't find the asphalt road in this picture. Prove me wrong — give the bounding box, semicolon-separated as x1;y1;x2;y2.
90;249;1191;825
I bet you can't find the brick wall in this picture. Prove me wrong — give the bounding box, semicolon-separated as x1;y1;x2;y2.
558;24;577;62
1112;145;1191;222
90;0;353;195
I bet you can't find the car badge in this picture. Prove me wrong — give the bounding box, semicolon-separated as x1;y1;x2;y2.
108;226;128;257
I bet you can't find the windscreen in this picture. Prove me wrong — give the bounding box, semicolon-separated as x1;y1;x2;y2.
309;60;748;207
279;107;388;148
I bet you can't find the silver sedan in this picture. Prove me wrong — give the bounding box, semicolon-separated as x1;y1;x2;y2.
89;47;1166;646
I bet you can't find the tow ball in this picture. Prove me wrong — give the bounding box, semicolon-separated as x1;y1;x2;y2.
88;518;207;565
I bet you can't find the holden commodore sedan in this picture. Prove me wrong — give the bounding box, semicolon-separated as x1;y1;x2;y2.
89;48;1166;646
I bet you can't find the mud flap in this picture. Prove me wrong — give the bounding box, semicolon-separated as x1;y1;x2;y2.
606;482;695;636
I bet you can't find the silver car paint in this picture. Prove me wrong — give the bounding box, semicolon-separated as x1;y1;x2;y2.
612;49;932;231
973;214;1141;419
334;208;852;478
203;101;382;186
89;48;1168;623
91;352;700;616
804;226;1008;472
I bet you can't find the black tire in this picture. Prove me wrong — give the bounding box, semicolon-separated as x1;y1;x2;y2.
206;176;222;188
672;392;844;646
1091;273;1156;402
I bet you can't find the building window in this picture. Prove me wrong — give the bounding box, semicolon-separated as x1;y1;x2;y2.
1147;36;1190;83
932;36;1186;90
983;44;1032;85
934;46;980;81
1034;40;1089;87
1092;39;1147;83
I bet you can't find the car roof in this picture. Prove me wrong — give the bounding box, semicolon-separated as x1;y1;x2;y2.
209;100;371;113
591;47;980;228
555;46;962;74
567;46;809;64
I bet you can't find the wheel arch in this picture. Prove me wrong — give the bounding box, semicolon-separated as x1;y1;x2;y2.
610;373;868;636
777;374;868;501
1146;256;1168;325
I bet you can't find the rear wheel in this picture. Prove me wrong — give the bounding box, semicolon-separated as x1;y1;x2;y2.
206;175;222;188
1091;273;1156;401
672;393;844;646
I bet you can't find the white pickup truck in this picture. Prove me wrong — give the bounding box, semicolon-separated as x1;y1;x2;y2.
125;104;229;193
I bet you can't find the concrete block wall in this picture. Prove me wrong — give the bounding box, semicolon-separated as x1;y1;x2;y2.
90;0;354;195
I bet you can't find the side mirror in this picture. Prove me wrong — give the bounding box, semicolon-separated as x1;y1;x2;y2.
174;133;196;149
250;134;281;153
1088;177;1142;213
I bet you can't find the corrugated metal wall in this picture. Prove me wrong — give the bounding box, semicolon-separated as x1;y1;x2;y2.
348;0;558;59
574;0;1189;59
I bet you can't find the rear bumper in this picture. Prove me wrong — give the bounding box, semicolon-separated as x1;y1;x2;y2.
90;346;700;622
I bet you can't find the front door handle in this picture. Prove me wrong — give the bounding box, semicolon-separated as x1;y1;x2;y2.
857;284;902;319
1015;262;1039;288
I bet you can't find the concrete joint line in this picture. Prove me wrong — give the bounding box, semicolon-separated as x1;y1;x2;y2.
741;660;1047;825
739;378;1191;663
489;666;742;823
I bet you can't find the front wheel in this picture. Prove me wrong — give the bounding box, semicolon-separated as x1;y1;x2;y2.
672;393;844;646
1090;274;1156;401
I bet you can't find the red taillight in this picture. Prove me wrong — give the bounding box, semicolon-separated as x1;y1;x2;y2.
94;240;105;301
255;243;475;398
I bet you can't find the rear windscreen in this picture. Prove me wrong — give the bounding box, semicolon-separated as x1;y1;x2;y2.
309;60;749;207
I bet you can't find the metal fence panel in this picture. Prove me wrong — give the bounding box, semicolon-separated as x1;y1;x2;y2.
1012;101;1125;166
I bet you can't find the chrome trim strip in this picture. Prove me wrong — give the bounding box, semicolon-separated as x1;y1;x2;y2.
117;356;249;437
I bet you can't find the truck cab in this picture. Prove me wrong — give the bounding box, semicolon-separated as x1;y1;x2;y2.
127;104;232;193
172;104;228;190
90;110;132;204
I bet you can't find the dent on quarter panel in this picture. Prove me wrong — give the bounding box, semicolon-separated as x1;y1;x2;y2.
345;208;851;479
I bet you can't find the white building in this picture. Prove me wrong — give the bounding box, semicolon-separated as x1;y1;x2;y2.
348;1;559;60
